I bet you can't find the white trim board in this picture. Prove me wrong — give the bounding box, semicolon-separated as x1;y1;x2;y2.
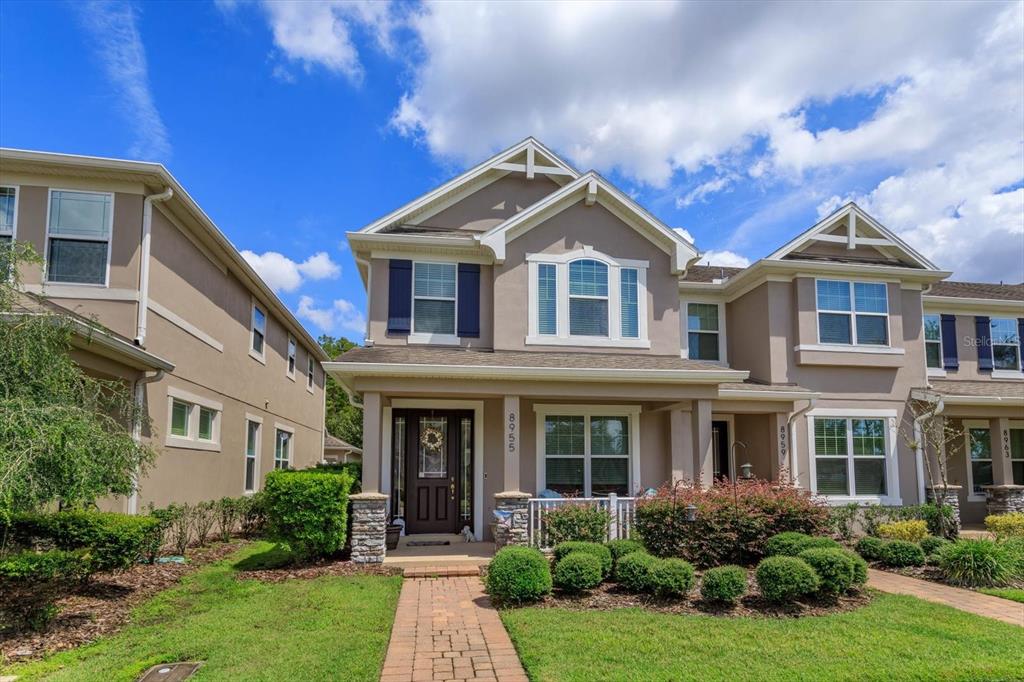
149;300;224;352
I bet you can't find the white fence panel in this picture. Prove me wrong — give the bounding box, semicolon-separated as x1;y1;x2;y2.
528;495;637;549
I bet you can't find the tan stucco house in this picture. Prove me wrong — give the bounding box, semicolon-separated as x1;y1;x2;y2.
1;148;329;511
326;138;1023;562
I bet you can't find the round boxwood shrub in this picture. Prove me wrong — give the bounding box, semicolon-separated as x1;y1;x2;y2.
855;536;886;562
616;552;658;593
554;551;603;593
554;541;612;578
798;548;855;596
649;558;695;598
605;539;645;578
765;532;840;557
938;539;1020;587
485;546;552;603
837;548;868;587
920;535;950;557
879;539;925;568
755;556;820;603
700;565;748;603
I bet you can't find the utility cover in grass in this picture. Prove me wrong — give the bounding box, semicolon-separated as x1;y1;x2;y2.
137;662;202;681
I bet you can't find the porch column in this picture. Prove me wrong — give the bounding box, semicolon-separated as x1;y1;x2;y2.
503;395;521;492
670;408;694;483
984;417;1024;516
360;391;382;493
351;391;387;563
769;412;790;483
692;399;714;489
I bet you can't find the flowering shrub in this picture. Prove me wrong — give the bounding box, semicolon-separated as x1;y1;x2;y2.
634;480;828;567
542;503;610;544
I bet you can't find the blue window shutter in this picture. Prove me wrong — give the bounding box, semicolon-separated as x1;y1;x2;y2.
975;315;992;371
457;263;480;338
387;259;412;335
940;314;959;370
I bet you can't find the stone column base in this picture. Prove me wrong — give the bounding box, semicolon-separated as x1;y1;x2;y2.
493;491;531;549
982;485;1024;516
926;485;962;538
350;492;388;564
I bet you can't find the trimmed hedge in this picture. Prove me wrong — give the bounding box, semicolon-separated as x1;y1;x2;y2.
486;546;552;603
755;556;819;603
798;548;855;596
605;539;645;578
616;552;659;593
920;535;950;557
855;536;886;562
263;469;353;561
939;539;1022;587
700;565;748;603
879;540;925;568
649;558;695;598
764;532;840;557
0;549;93;631
8;511;159;571
554;541;612;578
986;513;1024;540
838;548;868;587
543;504;611;544
554;552;603;593
877;520;928;543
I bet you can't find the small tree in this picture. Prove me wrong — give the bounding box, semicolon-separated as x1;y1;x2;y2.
319;334;362;448
901;397;964;538
0;243;156;526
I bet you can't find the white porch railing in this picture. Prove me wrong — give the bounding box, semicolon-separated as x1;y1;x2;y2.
527;495;637;549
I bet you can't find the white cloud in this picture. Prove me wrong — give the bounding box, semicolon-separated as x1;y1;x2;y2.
297;296;366;336
77;1;170;160
676;175;735;209
696;250;751;269
241;250;340;293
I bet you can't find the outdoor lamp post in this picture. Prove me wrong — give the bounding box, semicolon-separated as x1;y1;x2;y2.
740;462;753;479
684;503;697;522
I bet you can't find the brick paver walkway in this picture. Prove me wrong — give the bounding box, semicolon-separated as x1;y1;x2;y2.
868;568;1023;626
380;575;528;682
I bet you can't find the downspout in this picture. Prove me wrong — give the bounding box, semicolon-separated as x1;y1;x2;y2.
135;187;174;345
788;398;817;488
127;369;166;514
914;395;945;505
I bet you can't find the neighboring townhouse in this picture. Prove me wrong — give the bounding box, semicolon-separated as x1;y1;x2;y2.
0;149;329;511
323;432;363;464
326;138;1023;559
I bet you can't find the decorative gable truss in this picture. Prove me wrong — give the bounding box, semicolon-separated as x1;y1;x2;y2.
478;172;699;274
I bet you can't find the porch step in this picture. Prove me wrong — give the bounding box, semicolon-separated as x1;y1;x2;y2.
403;565;482;578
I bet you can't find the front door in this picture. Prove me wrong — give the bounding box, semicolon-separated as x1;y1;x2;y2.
401;410;472;534
712;420;730;481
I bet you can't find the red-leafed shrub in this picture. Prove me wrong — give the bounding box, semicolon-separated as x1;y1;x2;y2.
634;480;829;567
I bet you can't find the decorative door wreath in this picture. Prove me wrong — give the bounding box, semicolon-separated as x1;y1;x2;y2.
420;426;444;450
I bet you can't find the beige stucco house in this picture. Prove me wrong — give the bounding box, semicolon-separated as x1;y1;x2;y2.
1;148;329;511
327;138;1022;560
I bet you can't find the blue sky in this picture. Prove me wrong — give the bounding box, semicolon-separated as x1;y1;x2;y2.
2;1;1021;343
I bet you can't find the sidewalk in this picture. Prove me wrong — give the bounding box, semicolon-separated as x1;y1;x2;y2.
867;568;1024;627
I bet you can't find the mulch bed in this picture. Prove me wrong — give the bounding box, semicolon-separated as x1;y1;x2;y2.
1;540;245;662
235;560;401;583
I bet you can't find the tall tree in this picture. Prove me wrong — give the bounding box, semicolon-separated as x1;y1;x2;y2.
319;334;362;448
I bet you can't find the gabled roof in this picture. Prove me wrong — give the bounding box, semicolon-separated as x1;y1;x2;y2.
767;203;939;271
357;138;579;235
477;171;699;274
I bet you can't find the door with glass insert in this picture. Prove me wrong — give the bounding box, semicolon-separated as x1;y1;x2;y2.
400;410;472;534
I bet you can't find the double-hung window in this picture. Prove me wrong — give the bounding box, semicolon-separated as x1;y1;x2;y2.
924;313;942;369
274;427;292;469
620;269;639;339
46;190;113;285
568;259;609;336
286;336;296;378
537;263;557;335
244;418;261;493
965;422;993;499
990;318;1021;371
0;186;16;246
166;389;222;450
412;262;457;336
306;355;315;391
816;279;888;345
251;303;266;360
686;303;722;361
538;407;637;497
812;416;889;498
1011;424;1024;486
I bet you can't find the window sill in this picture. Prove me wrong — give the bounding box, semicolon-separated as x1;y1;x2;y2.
286;373;296;382
408;332;460;345
927;368;947;378
796;344;904;355
306;385;315;395
249;348;267;364
992;369;1024;380
967;495;987;503
816;495;902;507
526;335;651;349
165;436;221;452
43;279;109;288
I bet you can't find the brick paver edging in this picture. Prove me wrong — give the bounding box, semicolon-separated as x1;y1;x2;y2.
867;568;1023;627
380;576;528;682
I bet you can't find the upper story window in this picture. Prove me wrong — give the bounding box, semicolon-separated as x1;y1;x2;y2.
46;190;113;285
527;249;649;348
413;262;457;336
990;318;1020;371
286;336;296;378
816;279;888;346
0;186;16;245
685;302;723;362
924;313;942;369
306;355;315;391
250;303;266;361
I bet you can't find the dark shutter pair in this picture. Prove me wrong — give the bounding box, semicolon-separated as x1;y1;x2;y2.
386;259;480;338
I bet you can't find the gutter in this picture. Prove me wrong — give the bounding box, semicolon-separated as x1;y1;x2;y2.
135;187;174;345
787;398;817;488
127;369;166;514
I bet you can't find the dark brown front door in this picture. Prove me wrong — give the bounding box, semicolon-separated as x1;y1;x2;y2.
401;410;471;534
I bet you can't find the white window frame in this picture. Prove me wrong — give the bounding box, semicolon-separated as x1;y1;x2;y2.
409;260;459;345
249;299;267;363
990;317;1022;378
526;248;650;349
806;408;900;505
306;354;315;393
923;313;946;377
244;414;263;494
814;278;890;348
274;423;295;470
1010;420;1024;487
681;298;727;364
286;335;297;380
44;188;115;288
533;404;641;497
165;386;222;452
0;184;19;241
964;420;993;502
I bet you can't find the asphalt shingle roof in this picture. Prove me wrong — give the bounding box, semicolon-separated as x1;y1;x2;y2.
926;281;1024;302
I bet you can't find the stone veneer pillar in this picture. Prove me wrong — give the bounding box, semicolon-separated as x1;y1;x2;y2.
925;484;962;537
982;485;1024;516
493;491;531;549
350;492;388;564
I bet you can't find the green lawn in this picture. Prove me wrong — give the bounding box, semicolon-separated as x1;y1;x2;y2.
979;587;1024;604
502;594;1024;682
5;542;402;682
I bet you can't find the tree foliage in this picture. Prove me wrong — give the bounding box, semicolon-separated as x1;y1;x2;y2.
318;334;362;448
0;243;156;522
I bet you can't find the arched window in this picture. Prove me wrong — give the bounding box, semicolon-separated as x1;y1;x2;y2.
568;259;608;336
